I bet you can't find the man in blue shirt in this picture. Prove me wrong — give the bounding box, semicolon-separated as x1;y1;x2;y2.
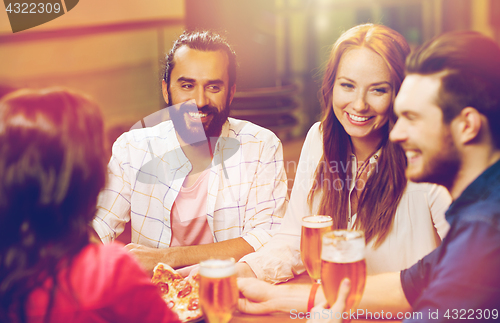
388;30;500;322
237;30;500;323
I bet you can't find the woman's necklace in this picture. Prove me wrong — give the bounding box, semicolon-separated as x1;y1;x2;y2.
349;151;378;224
355;158;371;181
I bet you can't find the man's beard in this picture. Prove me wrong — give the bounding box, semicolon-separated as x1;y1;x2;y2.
407;130;460;190
168;91;231;145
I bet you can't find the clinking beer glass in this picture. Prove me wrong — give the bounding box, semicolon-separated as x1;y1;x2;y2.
321;230;366;318
300;215;334;283
199;258;238;323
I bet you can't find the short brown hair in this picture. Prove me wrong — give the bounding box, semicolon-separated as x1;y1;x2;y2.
406;31;500;147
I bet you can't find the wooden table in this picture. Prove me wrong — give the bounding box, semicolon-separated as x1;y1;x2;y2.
229;273;401;323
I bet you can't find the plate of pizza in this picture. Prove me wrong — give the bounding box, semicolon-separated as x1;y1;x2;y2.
152;263;203;322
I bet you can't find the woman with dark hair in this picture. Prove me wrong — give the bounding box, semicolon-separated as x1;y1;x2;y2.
0;88;179;322
238;24;451;286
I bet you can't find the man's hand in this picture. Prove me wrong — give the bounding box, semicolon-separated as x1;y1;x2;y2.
308;279;350;323
238;277;315;314
125;243;167;275
88;226;103;244
125;238;254;276
238;278;284;314
235;262;257;278
177;264;200;278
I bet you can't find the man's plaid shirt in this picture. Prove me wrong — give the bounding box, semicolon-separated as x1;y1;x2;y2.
93;118;288;251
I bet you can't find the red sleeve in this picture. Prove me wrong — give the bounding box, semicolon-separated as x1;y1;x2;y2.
74;243;181;323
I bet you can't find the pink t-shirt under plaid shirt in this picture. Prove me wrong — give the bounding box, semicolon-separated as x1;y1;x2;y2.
170;168;213;247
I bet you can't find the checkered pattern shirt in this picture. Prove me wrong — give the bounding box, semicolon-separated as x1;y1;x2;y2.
92;118;288;251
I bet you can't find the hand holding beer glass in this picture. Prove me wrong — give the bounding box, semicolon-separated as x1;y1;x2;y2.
321;230;366;318
199;258;238;323
300;215;333;283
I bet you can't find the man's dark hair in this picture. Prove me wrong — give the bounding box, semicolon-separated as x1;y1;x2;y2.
162;30;237;90
406;31;500;147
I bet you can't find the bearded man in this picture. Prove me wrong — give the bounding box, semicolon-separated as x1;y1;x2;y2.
93;31;288;273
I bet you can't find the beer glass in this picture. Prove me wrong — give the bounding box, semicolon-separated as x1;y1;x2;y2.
199;258;238;323
300;215;333;283
321;230;366;314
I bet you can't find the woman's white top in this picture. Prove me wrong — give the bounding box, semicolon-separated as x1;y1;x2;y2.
239;122;452;283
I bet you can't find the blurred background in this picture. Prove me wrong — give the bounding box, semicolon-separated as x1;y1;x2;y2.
1;0;499;176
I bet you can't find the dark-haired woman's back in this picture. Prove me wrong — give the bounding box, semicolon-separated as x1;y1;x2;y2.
0;88;179;323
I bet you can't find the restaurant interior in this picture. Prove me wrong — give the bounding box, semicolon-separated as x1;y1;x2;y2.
1;1;500;322
0;0;499;189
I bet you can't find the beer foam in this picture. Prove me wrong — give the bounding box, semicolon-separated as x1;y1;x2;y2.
199;259;236;278
321;230;365;263
302;215;333;228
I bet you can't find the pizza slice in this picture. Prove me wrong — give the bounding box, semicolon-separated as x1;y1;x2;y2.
152;263;202;322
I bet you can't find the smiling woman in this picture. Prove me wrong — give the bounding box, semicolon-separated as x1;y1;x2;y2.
310;23;412;245
332;47;393;157
238;24;452;286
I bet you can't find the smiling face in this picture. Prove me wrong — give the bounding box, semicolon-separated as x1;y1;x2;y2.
332;47;393;147
163;46;236;143
390;74;460;187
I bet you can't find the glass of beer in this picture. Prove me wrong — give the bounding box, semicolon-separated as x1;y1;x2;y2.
321;230;366;314
199;258;238;323
300;215;333;283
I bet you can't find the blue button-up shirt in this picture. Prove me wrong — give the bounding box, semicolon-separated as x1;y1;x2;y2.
401;160;500;322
